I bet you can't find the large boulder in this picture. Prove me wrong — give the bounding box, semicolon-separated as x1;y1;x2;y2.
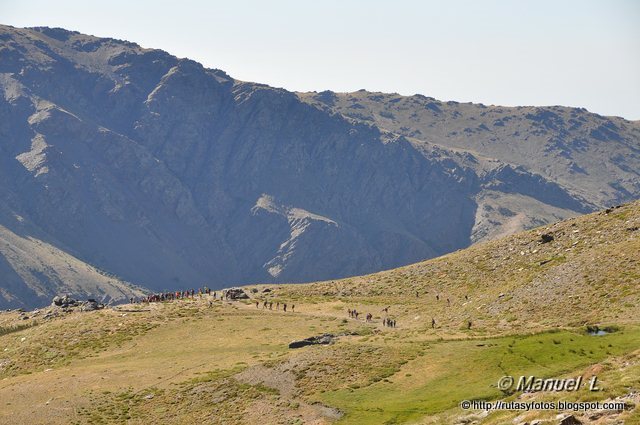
51;295;79;308
289;334;335;349
225;288;250;300
51;295;104;311
80;300;104;311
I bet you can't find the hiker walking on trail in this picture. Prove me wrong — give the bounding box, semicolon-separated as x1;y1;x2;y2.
292;305;295;313
263;300;268;309
283;303;287;312
269;302;273;310
431;318;436;329
276;302;280;311
447;298;451;306
255;301;259;308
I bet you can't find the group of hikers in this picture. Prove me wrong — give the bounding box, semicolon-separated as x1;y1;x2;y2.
348;307;397;328
137;287;217;304
134;286;472;331
256;300;295;312
383;317;396;327
347;308;361;319
136;287;300;315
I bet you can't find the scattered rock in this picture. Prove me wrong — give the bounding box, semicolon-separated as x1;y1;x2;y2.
559;415;582;425
42;311;59;320
52;295;105;311
262;288;272;293
588;411;605;420
540;233;554;244
80;300;104;311
289;333;335;349
52;295;80;308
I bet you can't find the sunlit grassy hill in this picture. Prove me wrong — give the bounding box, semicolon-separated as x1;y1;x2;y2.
272;200;640;332
0;202;638;424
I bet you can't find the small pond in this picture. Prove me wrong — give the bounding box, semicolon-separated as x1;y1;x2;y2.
585;325;618;336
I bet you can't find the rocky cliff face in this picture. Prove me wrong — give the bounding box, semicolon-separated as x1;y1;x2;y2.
1;26;638;308
298;90;640;207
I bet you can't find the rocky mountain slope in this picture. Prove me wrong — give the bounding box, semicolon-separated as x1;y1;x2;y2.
1;25;639;308
298;90;640;240
0;221;143;309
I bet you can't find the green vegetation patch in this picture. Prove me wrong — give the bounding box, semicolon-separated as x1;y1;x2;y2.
320;326;640;424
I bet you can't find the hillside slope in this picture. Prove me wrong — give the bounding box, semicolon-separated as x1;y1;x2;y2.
1;25;639;308
0;219;144;309
0;202;638;424
277;201;640;331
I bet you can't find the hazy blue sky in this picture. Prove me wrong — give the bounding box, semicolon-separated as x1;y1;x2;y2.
2;0;639;119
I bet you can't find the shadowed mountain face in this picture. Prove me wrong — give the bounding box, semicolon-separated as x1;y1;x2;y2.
0;26;638;308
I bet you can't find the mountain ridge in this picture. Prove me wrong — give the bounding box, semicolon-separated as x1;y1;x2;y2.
1;25;639;308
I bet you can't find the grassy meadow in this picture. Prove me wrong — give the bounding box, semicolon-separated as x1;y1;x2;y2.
1;202;639;424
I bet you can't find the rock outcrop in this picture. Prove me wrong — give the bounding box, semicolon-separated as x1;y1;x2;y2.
51;295;105;311
223;288;249;300
289;334;335;349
